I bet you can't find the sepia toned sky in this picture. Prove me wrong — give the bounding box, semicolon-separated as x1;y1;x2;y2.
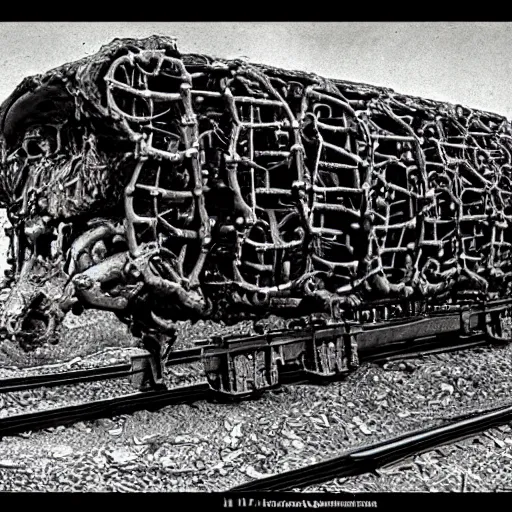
0;22;511;118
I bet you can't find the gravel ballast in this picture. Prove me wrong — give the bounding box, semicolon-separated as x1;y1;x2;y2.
0;330;512;492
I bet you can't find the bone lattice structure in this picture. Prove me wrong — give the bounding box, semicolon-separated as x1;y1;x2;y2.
0;35;511;347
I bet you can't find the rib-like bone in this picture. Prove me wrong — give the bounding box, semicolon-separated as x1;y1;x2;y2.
1;35;512;350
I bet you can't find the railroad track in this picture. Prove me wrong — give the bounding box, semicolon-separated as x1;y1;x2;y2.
230;401;512;491
0;331;507;494
364;333;486;364
0;331;490;439
0;347;203;393
0;332;486;394
1;360;510;495
0;384;209;437
0;370;307;437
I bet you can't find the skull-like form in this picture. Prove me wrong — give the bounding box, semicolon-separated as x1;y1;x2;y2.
0;36;216;349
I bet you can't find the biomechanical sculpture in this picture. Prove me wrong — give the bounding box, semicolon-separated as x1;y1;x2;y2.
1;36;511;385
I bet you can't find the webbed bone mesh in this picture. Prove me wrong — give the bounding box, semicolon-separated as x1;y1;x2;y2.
0;35;511;348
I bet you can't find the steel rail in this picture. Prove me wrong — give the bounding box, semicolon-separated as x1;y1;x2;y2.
0;346;204;393
0;333;488;394
0;370;307;437
0;363;133;393
364;333;486;364
0;384;210;437
230;401;512;491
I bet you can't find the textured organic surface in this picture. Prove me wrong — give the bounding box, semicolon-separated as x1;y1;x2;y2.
1;35;512;354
